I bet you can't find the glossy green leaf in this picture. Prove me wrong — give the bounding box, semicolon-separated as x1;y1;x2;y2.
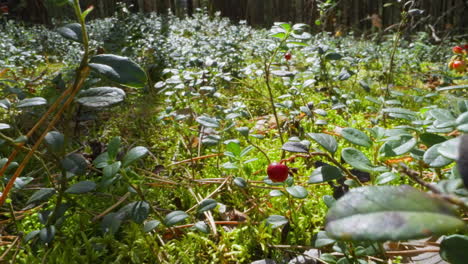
122;146;148;167
307;133;337;154
266;215;288;228
438;137;460;160
39;225;56;244
143;220;160;233
119;201;150;224
341;148;388;173
325;185;465;241
57;23;83;43
164;211;189;227
107;137;121;160
76;87;125;108
65;181;96;194
309;164;343;183
89;55;147;88
376;172;399;185
286;186;308;199
269;190;284;197
198;199;217;213
420;133;447;147
101;212;123;235
27;188;56;205
379;136;416;157
194;221;210;233
61;153;88;176
196;116;220;128
233;177;247;188
440;235;468;264
341;128;372;147
45;131;64;154
313;231;336;248
423;143;453;168
17;97;47;108
281;141;309;153
103;162;121;179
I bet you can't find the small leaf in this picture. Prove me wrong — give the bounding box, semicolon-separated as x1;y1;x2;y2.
122;146;148;167
376;172;399;185
438;137;460;160
423;143;453;168
107;137;121;161
325;53;342;60
27;188;56;205
379;136;417;157
65;181;96;194
307;133;337;154
341;128;372;148
440;235;468;264
89;54;147;88
269;190;284;197
77;87;125;108
57;23;83;43
233;177;247;188
196;116;220;128
309;165;343;183
164;211;189;227
341;148;388;173
17;97;47;108
266;215;289;228
198;199;217;213
45;131;65;154
0;123;10;130
325;185;465;241
194;221;210;233
143;220;160;233
119;201;150;224
286;186;308;199
281;141;309;153
39;226;56;244
313;231;336;248
101;212;123;235
24;230;40;243
61;153;88;176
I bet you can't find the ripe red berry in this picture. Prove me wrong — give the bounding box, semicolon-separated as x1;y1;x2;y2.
267;163;289;182
452;60;466;72
284;52;292;61
453;46;464;54
464;44;468;50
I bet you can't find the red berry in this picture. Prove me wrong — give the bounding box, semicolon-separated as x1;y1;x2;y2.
284;52;292;61
464;44;468;50
267;163;289;182
453;46;464;54
452;60;466;72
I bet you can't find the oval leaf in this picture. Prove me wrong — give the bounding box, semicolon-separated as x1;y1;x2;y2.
45;131;65;154
266;215;289;228
281;141;309;153
307;133;337;154
17;97;47;108
122;146;148;167
57;23;83;43
309;165;343;184
341;148;387;173
198;199;217;213
27;188;56;205
76;87;125;108
440;235;468;264
61;153;88;176
164;211;189;227
286;186;308;199
143;220;160;233
65;181;96;194
423;143;453;168
89;54;147;88
325;185;465;241
341;128;372;148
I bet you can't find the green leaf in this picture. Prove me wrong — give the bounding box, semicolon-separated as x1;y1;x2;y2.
89;54;147;88
107;137;121;161
39;225;56;244
266;215;289;228
286;186;308;199
65;181;96;194
164;211;189;227
27;188;56;205
44;131;64;154
269;190;284;197
341;128;372;147
420;133;447;147
437;84;468;91
194;221;210;233
325;185;465;241
341;148;388;173
24;230;40;242
57;23;83;43
379;136;417;157
198;199;217;213
423;143;453;168
309;165;343;183
103;162;121;179
313;231;336;248
143;220;160;233
281;141;309;153
325;53;342;60
61;153;88;176
196;116;220;128
17;97;47;108
101;212;123;235
122;146;148;167
376;172;399;185
233;177;247;188
428;108;455;121
76;87;125;108
438;137;460;160
382;108;416;116
440;235;468;264
271;32;286;39
307;133;337;154
119;201;150;224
